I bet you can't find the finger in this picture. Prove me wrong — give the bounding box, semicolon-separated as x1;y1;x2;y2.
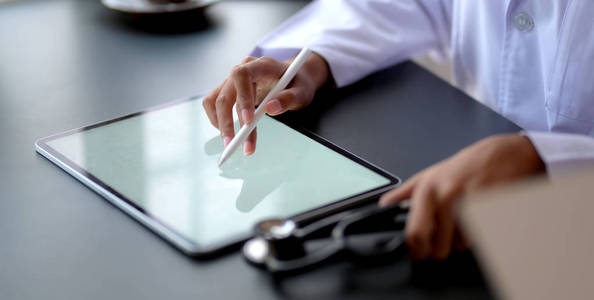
265;87;310;116
243;128;257;156
379;175;421;206
252;82;258;105
430;200;455;260
235;105;258;156
231;64;255;125
215;81;237;146
203;80;226;128
405;184;436;261
236;104;244;127
241;56;257;64
244;56;285;79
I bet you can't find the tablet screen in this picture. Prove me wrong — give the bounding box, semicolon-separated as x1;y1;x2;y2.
40;97;396;252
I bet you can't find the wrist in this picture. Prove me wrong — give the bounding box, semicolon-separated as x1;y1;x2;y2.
516;134;547;174
305;52;330;89
489;134;546;175
285;52;330;90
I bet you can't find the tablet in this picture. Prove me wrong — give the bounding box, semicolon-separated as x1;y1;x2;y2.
35;96;399;256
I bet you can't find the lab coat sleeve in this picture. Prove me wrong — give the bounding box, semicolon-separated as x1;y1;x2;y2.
524;131;594;179
250;0;452;87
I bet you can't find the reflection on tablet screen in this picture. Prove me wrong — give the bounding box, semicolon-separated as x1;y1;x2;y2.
46;99;390;247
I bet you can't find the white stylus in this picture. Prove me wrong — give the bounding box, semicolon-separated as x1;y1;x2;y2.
218;47;313;167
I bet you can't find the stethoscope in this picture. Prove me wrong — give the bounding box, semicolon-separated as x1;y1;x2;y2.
242;202;409;276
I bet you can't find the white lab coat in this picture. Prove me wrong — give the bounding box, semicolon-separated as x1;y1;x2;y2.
251;0;594;178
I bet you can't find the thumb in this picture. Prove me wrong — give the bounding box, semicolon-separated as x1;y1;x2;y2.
265;87;311;116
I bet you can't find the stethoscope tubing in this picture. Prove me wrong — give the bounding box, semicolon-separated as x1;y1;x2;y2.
244;203;409;276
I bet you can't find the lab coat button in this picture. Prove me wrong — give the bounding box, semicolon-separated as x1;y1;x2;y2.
514;12;534;32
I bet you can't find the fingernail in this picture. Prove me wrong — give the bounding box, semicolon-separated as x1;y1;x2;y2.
223;136;232;147
241;108;252;124
243;141;254;155
266;99;282;115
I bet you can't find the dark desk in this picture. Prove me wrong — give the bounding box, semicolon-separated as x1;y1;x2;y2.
0;1;518;299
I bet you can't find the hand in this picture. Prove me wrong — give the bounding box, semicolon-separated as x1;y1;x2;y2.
379;134;546;260
202;53;330;155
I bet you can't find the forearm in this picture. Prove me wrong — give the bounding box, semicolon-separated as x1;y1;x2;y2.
252;0;452;87
524;131;594;179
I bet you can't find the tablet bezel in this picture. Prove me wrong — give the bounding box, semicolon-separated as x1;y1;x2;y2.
35;95;400;257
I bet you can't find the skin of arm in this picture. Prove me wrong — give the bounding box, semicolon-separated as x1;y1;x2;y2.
379;133;546;260
203;53;546;261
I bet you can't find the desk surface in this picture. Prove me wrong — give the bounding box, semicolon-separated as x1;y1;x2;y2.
0;1;518;299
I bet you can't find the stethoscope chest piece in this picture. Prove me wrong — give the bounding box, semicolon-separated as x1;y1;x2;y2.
243;204;408;275
242;237;271;266
243;218;306;268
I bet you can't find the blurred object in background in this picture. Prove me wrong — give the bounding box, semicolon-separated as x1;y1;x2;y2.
102;0;218;14
102;0;219;33
460;169;594;300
